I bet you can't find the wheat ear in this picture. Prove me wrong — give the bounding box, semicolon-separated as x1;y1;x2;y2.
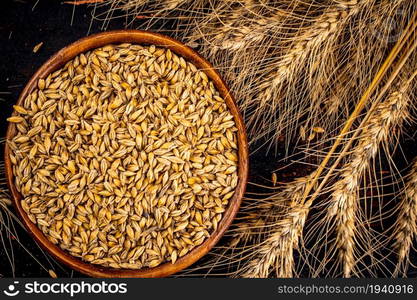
394;158;417;275
208;6;286;54
240;175;313;278
240;203;309;278
162;0;187;10
0;197;12;207
186;0;260;54
329;78;413;277
247;0;371;136
229;213;267;248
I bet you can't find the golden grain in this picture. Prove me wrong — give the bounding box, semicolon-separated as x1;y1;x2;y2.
8;43;239;270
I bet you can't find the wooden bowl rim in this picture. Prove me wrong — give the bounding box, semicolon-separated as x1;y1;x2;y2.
4;30;249;278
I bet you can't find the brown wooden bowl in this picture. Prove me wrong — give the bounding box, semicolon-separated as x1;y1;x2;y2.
4;30;248;278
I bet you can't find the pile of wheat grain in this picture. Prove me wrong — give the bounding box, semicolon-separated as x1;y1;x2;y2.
7;43;239;269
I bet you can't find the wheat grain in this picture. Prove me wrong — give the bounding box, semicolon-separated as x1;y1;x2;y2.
48;269;58;278
8;43;239;270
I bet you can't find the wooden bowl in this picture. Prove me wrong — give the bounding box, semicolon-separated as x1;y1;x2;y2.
4;30;248;277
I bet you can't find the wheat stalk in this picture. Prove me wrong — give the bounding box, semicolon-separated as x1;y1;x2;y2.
298;6;417;234
328;76;414;277
394;160;417;276
264;0;368;92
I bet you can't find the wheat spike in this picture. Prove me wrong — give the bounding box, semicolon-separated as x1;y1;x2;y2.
0;197;12;207
106;0;183;11
266;0;367;89
394;159;417;275
322;0;411;120
247;0;372;140
240;175;312;278
207;6;286;54
240;202;309;278
229;213;267;248
329;79;413;277
186;0;271;54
